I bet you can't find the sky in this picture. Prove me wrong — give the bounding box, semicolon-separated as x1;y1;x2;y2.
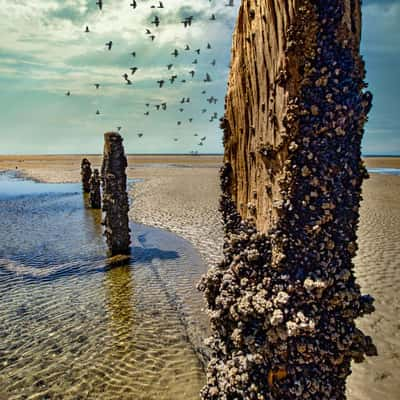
0;0;398;155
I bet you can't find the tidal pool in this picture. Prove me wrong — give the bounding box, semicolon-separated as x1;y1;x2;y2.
0;172;207;400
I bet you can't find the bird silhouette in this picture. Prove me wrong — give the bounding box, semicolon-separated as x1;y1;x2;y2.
131;51;136;57
171;49;179;57
169;75;177;84
226;0;234;6
152;16;160;27
161;102;167;110
138;133;144;138
85;26;90;33
207;43;212;49
181;16;193;27
195;49;200;55
201;136;206;141
146;29;151;35
150;35;156;41
189;70;195;77
167;63;173;70
130;67;138;75
96;110;100;115
204;73;212;82
122;73;129;80
185;45;190;51
94;84;100;89
192;59;198;64
211;59;216;66
117;126;122;131
188;118;193;123
130;1;137;9
174;138;179;141
158;1;164;8
126;79;132;85
144;111;149;116
65;91;71;96
157;80;165;88
210;14;216;21
177;121;181;125
194;133;198;136
96;0;103;11
105;41;112;50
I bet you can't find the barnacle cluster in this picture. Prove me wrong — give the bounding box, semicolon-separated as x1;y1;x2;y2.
199;1;376;398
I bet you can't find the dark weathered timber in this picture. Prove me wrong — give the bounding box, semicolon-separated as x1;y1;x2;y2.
199;1;376;399
81;158;92;193
89;168;101;209
101;132;131;256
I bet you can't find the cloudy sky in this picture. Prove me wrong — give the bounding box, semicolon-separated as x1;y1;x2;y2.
0;0;398;155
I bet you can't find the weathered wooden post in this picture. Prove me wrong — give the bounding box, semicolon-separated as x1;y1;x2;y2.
89;169;101;209
80;158;92;193
101;132;131;256
199;1;376;398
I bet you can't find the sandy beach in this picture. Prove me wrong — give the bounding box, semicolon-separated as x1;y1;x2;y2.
0;155;399;399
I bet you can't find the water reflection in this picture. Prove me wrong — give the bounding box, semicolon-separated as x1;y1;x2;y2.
0;173;207;399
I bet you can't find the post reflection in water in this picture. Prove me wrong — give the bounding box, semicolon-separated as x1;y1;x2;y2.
0;174;206;400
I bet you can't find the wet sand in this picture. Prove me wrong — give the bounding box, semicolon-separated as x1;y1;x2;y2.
0;155;399;400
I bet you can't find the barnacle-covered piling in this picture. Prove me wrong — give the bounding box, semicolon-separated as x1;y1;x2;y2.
89;168;101;209
101;132;131;256
199;1;376;399
81;158;92;193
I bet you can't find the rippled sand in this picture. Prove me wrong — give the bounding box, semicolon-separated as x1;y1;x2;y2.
0;176;207;399
1;155;399;400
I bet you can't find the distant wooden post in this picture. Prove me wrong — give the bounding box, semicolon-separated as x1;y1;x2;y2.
101;132;131;256
89;169;101;209
81;158;92;193
199;1;376;399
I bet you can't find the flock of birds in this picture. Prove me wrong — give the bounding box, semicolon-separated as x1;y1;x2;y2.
65;0;236;151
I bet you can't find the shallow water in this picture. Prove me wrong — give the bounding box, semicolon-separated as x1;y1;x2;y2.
0;172;208;400
368;168;400;176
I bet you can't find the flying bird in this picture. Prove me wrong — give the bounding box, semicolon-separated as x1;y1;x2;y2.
105;41;112;50
181;16;193;27
117;126;122;131
65;91;71;96
167;64;173;70
138;133;144;138
226;0;235;6
96;110;100;115
122;73;129;80
192;59;198;64
94;84;100;89
85;26;90;33
152;16;160;27
171;49;179;57
131;51;136;57
130;1;137;9
177;121;181;125
161;102;167;110
130;67;138;75
169;75;177;84
184;45;190;51
210;14;216;21
157;1;164;8
207;43;212;49
189;70;195;77
195;49;200;55
211;59;216;66
157;80;165;88
146;29;151;35
204;73;212;82
96;0;103;11
126;79;132;85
